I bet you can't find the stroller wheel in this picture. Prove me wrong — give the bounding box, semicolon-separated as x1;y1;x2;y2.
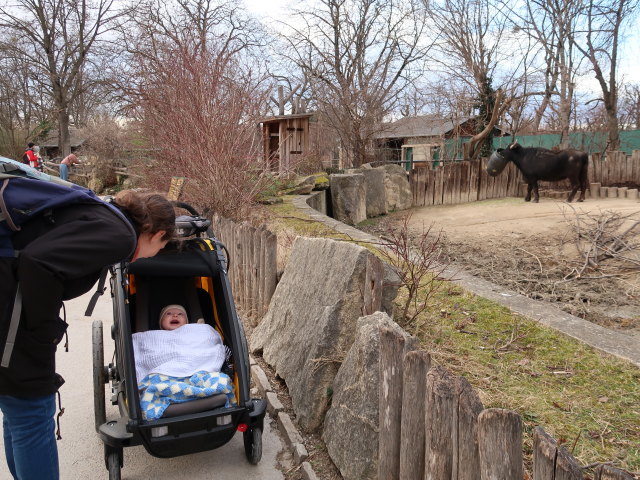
243;426;262;465
106;447;122;480
92;320;107;432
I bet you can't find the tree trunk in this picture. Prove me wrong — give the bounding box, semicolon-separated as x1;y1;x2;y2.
466;89;504;159
532;95;551;131
558;47;573;150
558;88;572;150
606;108;620;151
58;110;71;158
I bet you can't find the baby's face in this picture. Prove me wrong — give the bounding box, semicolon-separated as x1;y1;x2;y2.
160;308;188;330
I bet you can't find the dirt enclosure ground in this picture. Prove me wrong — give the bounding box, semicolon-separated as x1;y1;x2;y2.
362;196;640;339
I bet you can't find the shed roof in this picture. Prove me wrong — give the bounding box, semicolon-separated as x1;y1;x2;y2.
260;113;314;124
39;127;87;148
374;115;472;139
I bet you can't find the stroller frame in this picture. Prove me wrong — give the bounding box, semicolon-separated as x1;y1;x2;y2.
92;203;266;479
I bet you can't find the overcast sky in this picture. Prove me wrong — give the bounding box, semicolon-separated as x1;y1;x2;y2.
242;0;639;97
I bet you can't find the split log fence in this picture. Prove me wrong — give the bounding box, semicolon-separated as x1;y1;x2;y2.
590;151;640;187
209;215;277;322
379;326;635;480
410;151;640;207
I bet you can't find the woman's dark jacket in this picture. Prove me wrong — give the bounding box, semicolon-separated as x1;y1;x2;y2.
0;203;136;397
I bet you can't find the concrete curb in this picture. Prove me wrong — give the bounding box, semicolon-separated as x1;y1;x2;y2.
292;194;640;368
250;355;317;476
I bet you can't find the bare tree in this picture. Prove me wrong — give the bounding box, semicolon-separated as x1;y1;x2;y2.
0;0;124;157
426;0;537;156
0;34;60;156
571;0;639;151
120;0;272;219
510;0;583;147
619;83;640;129
281;0;430;167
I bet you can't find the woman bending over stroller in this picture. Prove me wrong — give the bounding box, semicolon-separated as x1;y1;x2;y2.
0;189;175;480
132;305;235;420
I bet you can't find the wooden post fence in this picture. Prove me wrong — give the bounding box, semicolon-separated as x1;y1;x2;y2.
379;327;407;480
399;351;431;480
210;215;277;322
378;327;636;480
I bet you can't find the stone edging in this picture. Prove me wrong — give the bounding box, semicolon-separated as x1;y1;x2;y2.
292;194;640;368
249;355;319;480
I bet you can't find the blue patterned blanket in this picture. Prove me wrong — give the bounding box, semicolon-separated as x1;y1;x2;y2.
139;370;236;420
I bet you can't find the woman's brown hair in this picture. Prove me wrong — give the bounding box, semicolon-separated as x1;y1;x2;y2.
114;190;175;240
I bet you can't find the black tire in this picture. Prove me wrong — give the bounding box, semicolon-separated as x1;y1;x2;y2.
92;320;106;432
243;427;262;465
107;449;121;480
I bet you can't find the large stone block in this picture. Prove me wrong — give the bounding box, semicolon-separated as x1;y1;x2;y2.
379;163;407;176
362;168;387;217
330;174;367;225
250;237;392;431
380;166;413;212
322;312;412;480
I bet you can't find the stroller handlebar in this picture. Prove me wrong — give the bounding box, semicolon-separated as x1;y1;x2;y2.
172;201;200;216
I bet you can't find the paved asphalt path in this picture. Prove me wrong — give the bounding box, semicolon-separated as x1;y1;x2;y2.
0;285;285;479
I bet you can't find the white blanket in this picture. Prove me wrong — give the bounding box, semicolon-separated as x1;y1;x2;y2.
132;324;226;382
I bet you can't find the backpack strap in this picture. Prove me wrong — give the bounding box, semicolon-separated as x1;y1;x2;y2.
0;179;20;231
1;285;22;368
84;267;109;317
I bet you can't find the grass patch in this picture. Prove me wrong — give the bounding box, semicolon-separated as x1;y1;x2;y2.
266;198;349;239
267;199;640;473
266;198;383;256
404;282;640;472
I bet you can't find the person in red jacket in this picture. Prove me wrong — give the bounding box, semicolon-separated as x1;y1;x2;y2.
21;143;37;167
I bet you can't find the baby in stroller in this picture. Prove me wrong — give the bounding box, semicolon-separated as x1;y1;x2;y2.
132;304;236;420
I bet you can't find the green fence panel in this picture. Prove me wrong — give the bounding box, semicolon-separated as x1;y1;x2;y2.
442;130;640;157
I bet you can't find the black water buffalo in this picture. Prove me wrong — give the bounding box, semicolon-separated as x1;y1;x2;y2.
487;142;589;203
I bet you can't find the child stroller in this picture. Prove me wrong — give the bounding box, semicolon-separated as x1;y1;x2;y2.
92;202;266;479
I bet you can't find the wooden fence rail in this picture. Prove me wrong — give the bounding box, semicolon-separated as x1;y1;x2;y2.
410;150;640;207
379;327;634;480
209;215;277;322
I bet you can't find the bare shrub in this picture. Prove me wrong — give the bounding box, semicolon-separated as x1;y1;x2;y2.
126;36;271;220
76;117;133;190
377;213;450;325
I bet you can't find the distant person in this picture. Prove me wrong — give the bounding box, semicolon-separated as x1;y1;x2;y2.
59;153;80;181
32;146;43;172
21;143;38;168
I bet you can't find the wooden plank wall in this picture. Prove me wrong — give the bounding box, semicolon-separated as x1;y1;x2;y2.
589;150;640;186
210;215;277;323
411;151;640;204
409;160;523;207
379;327;635;480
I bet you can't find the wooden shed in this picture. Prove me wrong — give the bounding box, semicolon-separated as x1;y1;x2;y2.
261;113;313;172
39;127;87;159
375;115;507;165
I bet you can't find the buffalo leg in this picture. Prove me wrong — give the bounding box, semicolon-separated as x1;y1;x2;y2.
567;183;579;202
525;184;533;202
577;167;588;202
532;182;540;203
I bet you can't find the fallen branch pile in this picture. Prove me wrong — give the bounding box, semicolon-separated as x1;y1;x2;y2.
562;207;640;281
